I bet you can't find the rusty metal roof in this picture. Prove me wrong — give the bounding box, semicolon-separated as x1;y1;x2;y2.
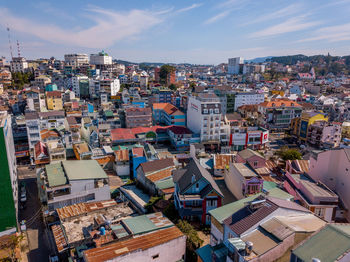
51;224;68;253
83;226;184;262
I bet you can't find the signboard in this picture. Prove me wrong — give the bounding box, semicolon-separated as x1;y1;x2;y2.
300;120;308;138
262;131;269;144
191;103;199;112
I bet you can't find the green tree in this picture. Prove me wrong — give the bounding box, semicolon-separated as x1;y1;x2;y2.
168;83;177;90
277;147;302;160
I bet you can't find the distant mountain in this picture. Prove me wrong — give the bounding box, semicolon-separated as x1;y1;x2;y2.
246;56;274;63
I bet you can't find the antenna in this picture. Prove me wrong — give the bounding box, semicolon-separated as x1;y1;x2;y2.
17;40;21;58
7;26;13;60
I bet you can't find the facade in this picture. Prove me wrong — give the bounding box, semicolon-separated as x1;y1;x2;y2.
187;93;222;142
64;54;89;67
10;57;28;72
152;103;186;126
25;111;41;158
258;99;302;130
229;126;269;151
46;91;63;110
38;160;110;211
233;92;264;111
173;158;224;225
125;107;152;128
0;112;18;235
90;51;112;66
12;115;30;163
291;111;328;141
71;75;89;98
167;126;198;151
228;57;243;75
307;121;341;148
33;75;51;88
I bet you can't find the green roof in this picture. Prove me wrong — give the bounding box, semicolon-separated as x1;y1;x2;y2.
195;244;213;262
45;163;67;187
62;160;108;180
122;213;172;235
154;177;174;190
292;224;350;262
267;187;294;201
263;181;278;191
209;194;261;223
104;110;114;117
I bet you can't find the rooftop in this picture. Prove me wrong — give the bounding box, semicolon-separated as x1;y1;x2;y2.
45;162;67;187
62;160;108;180
232;163;257;178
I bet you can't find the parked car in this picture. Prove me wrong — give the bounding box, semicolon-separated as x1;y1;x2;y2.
20;191;27;202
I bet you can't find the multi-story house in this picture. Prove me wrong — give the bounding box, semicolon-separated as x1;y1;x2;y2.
125;107;152;128
232;92;265;111
173;158;224;225
26;88;46;112
307;121;341;148
0;111;18;235
152;103;186;126
258;99;302;130
64;53;89;67
46;91;63;111
71;75;89;98
25;111;41;158
39;111;65;130
167;126;199;151
12;115;29;163
187;93;222;142
10;57;28;72
32;75;51;88
37;160;110;211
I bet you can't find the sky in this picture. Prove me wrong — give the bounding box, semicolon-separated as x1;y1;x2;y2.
1;0;350;64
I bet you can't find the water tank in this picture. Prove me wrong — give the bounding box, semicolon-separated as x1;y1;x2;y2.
245;241;253;255
312;259;321;262
100;226;106;236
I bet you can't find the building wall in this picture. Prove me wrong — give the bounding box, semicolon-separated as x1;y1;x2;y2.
224;163;245;200
210;217;224;246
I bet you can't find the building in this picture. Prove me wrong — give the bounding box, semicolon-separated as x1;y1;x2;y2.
308;148;350;221
290;224;350;262
37;160;110;211
307;121;341;148
33;75;51;88
114;149;130;178
0;111;18;235
64;54;89;67
187;93;222;142
152;103;186;126
228;57;243;75
90;51;112;66
25;111;41;158
10;57;28;72
233;92;264;111
291;111;328;141
46;91;63;110
342;121;350;139
167;126;198;151
71;75;89;98
173;158;224;224
258;99;302;130
213;154;233;176
12;115;29;163
229;126;269;151
83;221;186;262
125;107;152;128
99;78;120;98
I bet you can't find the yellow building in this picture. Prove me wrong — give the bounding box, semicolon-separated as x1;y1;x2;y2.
342;122;350;139
46;91;63;110
271;90;285;96
292;111;328;140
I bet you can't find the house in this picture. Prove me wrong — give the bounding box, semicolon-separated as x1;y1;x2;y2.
167;125;198;151
46;91;63;110
285;159;309;174
307;121;342;148
73;142;92;160
37;160;110;211
130;146;147;179
34;141;50;166
224;163;263;199
290;224;350;262
284;172;338;222
136;158;175;195
173;158;224;225
114;149;130;178
125;107;152;128
236;148;266;169
152;103;186;126
214;154;233;176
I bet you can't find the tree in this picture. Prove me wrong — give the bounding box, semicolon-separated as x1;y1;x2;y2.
277;147;302;160
159;65;175;85
168;83;177;90
0;234;23;262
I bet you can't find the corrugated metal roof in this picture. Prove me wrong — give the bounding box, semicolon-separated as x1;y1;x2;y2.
241;228;279;256
45;162;67;187
62;160;108;180
51;224;68;253
260;218;294;241
84;226;184;262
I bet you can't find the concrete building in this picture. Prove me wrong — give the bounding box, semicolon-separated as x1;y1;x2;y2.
64;54;89;67
233;92;265;111
71;75;89;98
90;51;112;66
38;160;110;211
307;121;341;148
228;57;243;75
10;57;28;72
125;107;152;128
152;103;186;126
33;75;51;88
187;93;222;142
46;91;63;111
0;111;18;236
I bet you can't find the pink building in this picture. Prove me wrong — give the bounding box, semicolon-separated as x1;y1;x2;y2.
307;121;341;148
236;148;266;169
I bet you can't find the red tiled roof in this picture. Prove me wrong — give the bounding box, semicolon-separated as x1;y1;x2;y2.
139;158;174;174
132;147;144;157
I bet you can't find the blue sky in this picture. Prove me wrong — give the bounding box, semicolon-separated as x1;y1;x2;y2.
1;0;350;64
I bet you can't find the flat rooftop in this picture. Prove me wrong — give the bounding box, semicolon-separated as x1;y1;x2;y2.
62;160;108;180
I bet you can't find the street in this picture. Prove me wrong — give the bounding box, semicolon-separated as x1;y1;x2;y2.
18;166;51;262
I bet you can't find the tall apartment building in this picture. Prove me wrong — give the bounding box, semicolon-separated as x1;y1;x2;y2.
10;57;28;73
233;92;265;111
125;107;152;128
0;111;18;235
228;57;243;75
187;93;222;142
71;75;89;97
64;54;89;67
90;51;112;66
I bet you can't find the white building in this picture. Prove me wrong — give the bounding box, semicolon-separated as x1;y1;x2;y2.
10;57;28;72
228;57;243;75
187;93;222;142
33;75;51;88
71;75;89;97
64;54;89;67
90;51;112;66
233;92;265;111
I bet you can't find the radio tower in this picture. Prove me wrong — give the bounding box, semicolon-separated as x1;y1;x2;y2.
7;26;13;60
17;40;21;57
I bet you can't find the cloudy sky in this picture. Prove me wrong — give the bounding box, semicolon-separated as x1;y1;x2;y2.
1;0;350;64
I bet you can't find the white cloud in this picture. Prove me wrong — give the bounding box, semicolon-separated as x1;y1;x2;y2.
176;3;202;14
298;23;350;43
249;15;320;38
203;10;231;25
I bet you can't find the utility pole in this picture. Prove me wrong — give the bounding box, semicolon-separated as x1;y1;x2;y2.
7;26;14;60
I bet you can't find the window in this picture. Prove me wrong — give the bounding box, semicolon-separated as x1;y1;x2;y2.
314;208;325;218
152;254;159;259
253;161;258;167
